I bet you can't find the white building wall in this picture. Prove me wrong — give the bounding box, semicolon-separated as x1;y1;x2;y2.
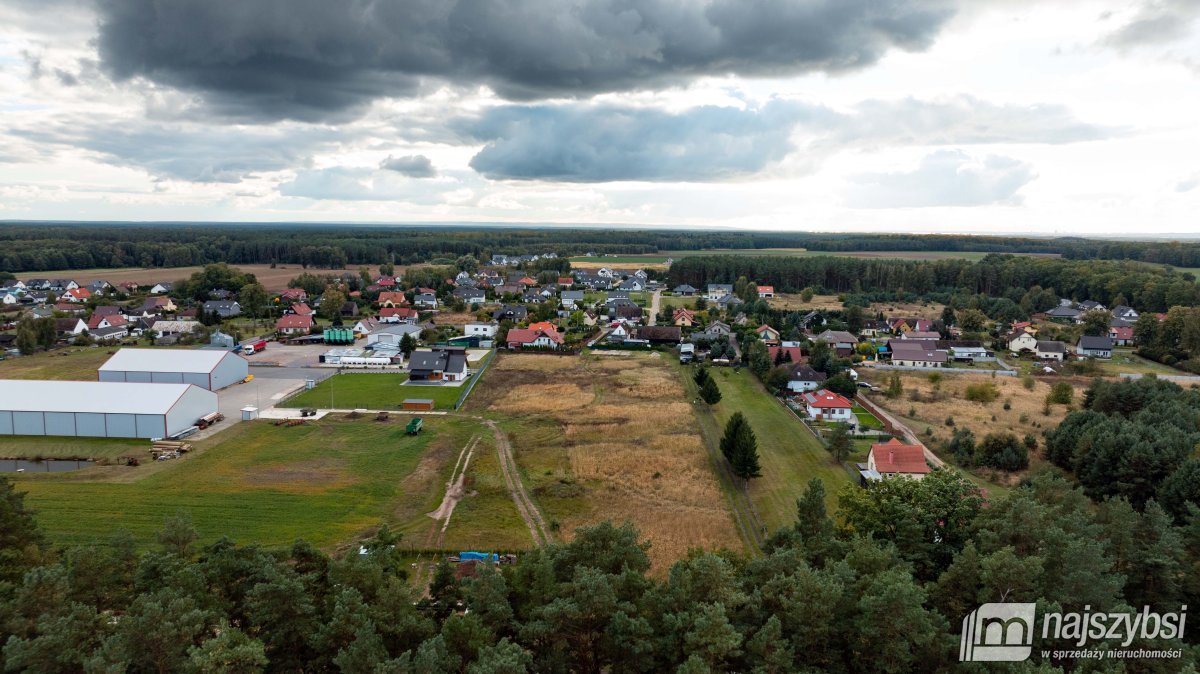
210;353;249;390
164;387;219;437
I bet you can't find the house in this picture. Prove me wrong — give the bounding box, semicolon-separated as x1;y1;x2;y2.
89;325;128;343
635;326;682;344
53;302;86;315
116;281;138;294
1112;305;1139;321
86;280;112;296
507;325;564;350
612;304;644;323
521;289;546;304
787;365;827;393
291;302;314;316
557;277;574;288
768;345;804;364
1046;306;1082;323
672;308;696;327
617;278;645;292
715;294;745;309
412;293;437;309
860;320;890;338
465;321;498;338
408;348;469;382
276;314;315;335
814;330;858;355
202;300;242;318
92;305;122;317
1035;340;1066;361
560;290;585;309
754;324;780;345
453;287;486;305
150;282;173;294
899;330;941;341
137;296;176;315
706;284;734;301
673;284;697;296
889;342;948;367
493;305;528;322
693;320;732;342
1008;331;1038;353
62;287;92;303
802;389;854;422
149;320;200;338
607;320;632;342
279;288;308;303
377;291;408;307
1076;335;1113;359
86;313;128;331
866;439;930;480
378;307;418;324
340;301;360;317
1109;325;1134;346
375;276;398;288
55;317;87;336
1077;300;1106;312
756;285;775;298
353;318;381;334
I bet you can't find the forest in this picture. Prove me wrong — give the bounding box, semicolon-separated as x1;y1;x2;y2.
3;223;1200;272
669;253;1200;313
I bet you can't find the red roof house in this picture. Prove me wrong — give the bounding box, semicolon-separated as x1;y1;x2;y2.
1109;325;1134;345
380;307;419;323
801;389;853;422
276;314;315;334
768;345;805;364
291;302;314;316
867;438;930;479
506;326;564;350
377;291;408;307
279;288;307;302
757;285;775;298
63;287;92;302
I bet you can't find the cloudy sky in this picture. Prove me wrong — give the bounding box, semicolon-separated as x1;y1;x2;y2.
2;0;1200;235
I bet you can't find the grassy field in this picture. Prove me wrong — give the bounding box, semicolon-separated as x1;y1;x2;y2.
659;295;699;310
852;404;885;430
0;436;146;462
0;346;121;380
13;416;519;551
282;373;467;410
466;351;741;573
703;368;852;531
1092;350;1187;376
664;249;1061;262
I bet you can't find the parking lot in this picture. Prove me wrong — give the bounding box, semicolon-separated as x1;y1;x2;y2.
189;364;333;441
241;342;331;368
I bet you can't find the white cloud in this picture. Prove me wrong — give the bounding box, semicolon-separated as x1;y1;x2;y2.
846;150;1036;208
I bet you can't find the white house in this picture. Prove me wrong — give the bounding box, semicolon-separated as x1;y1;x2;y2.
801;389;853;422
706;284;734;301
866;439;930;481
1008;331;1038;353
465;322;498;338
1035;340;1066;361
786;365;827;394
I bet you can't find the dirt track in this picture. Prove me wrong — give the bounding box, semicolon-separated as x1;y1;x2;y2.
483;419;552;546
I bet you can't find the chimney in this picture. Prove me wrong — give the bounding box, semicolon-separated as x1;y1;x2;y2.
889;449;895;465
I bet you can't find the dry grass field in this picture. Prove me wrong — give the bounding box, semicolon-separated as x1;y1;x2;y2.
768;293;847;311
468;352;742;573
15;263;424;292
860;370;1085;485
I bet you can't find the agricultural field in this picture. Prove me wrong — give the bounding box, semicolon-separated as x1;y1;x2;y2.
568;256;669;270
697;368;852;530
858;370;1082;486
281;372;467;411
466;351;742;573
13;415;529;552
767;292;947;317
14;263;416;293
663;249;1061;262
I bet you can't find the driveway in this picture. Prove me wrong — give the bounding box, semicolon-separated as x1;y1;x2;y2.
648;290;661;325
188;368;328;441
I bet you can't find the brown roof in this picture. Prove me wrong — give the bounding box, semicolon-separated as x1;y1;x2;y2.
870;438;930;474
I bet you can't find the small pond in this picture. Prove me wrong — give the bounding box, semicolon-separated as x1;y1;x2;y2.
0;459;95;473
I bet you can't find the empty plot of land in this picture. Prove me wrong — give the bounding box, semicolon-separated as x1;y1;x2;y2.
468;352;741;572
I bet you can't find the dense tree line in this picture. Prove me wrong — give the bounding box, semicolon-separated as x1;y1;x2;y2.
4;224;1200;273
1045;377;1200;519
670;254;1200;312
2;465;1197;672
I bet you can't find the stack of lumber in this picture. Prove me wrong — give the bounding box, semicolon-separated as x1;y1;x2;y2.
150;440;192;455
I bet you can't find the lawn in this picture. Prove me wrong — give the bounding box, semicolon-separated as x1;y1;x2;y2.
282;371;474;411
852;404;885;430
14;417;483;550
0;436;146;462
664;249;1060;262
659;295;698;310
466;351;742;573
703;368;852;532
1091;350;1186;376
0;346;122;380
568;255;669;265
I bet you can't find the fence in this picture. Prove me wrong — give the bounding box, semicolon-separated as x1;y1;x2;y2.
870;364;1016;376
454;349;496;410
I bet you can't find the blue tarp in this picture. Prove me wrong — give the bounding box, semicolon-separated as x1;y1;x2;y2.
459;551;498;562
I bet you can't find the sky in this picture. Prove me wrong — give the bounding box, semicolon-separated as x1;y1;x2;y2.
2;0;1200;235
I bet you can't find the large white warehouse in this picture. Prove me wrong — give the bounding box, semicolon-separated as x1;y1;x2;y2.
98;348;249;391
0;380;218;439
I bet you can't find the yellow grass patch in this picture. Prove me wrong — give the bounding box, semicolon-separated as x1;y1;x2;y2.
489;383;594;413
240;458;357;493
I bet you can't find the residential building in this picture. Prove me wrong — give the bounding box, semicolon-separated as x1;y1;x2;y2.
379;307;419;324
453;287;486;305
802;389;854;422
866;438;930;480
635;326;682;344
1109;325;1134;346
754;324;781;345
1035;340;1066;361
465;322;498;338
889;342;948;367
672;284;697;296
1076;335;1113;359
408;348;469;382
706;284;734;300
560;290;585;308
276;314;315;335
1007;331;1038;353
493;305;528;322
414;293;438;308
786;365;826;393
672;308;696;327
507;325;564;349
202;300;242;318
756;285;775;298
377;291;408;307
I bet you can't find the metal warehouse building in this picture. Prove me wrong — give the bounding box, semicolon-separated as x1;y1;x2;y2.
0;380;218;439
98;348;249;391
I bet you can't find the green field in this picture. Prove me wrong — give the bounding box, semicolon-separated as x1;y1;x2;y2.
0;436;146;461
0;347;121;380
704;368;852;531
1092;349;1187;376
852;404;885;430
14;416;531;553
663;249;1059;262
282;373;466;410
569;255;669;265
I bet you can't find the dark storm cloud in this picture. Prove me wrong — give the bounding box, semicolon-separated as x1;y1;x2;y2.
460;101;817;182
379;154;437;178
93;0;956;121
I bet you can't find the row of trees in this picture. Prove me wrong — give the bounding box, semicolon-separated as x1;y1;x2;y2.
3;465;1197;672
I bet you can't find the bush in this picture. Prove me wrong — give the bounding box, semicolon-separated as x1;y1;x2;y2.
1022;375;1035;391
945;416;955;427
965;382;1000;403
1046;382;1073;405
1003;400;1011;410
976;432;1030;471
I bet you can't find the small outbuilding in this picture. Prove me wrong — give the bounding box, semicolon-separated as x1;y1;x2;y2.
402;399;435;411
98;348;249;391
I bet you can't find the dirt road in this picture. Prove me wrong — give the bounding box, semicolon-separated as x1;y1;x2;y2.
483;419;553;546
857;394;946;468
648;289;661;325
